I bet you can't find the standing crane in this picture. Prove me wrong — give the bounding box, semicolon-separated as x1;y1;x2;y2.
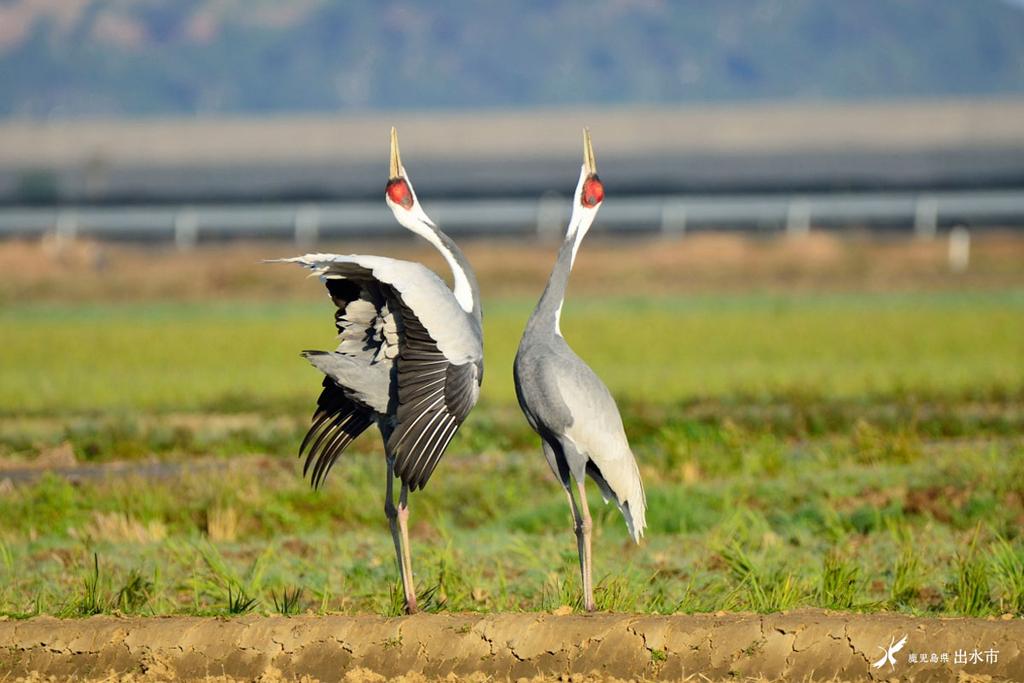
513;129;646;612
276;128;483;614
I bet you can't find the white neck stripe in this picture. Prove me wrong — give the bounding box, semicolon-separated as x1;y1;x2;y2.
389;194;474;315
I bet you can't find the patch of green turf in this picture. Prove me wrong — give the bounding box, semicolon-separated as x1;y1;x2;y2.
1;291;1021;414
0;434;1021;617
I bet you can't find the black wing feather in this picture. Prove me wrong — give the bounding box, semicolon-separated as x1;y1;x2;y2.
387;300;478;491
297;264;387;489
299;378;374;490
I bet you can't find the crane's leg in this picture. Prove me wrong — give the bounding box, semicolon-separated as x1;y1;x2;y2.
397;483;418;613
562;486;586;608
545;440;595;613
385;460;417;614
562;483;595;612
575;480;595;612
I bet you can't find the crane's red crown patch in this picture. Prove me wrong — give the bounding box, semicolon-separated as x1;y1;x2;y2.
386;178;414;209
581;176;604;208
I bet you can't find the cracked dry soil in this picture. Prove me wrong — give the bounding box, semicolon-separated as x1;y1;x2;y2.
1;610;1020;682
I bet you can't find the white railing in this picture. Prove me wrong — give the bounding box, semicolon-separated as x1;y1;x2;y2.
1;190;1023;246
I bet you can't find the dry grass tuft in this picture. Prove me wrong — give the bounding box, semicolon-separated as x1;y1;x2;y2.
206;505;238;542
75;511;167;544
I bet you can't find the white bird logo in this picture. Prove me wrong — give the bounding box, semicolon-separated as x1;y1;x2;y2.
872;634;908;670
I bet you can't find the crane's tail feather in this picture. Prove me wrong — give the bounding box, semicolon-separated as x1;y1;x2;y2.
585;458;647;543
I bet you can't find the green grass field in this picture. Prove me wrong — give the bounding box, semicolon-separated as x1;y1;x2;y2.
1;290;1022;618
2;290;1021;413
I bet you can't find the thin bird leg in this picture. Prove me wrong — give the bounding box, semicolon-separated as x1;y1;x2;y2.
563;485;592;612
397;483;418;613
576;479;595;612
384;460;415;614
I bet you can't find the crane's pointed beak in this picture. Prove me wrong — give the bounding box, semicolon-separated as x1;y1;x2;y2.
583;127;597;176
389;126;402;180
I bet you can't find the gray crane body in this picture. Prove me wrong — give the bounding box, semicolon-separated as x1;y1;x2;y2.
513;135;646;612
514;235;646;543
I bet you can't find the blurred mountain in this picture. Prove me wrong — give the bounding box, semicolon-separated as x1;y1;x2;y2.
2;0;1024;118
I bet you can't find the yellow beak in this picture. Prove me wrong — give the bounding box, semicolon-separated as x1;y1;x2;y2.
389;126;402;179
583;127;597;175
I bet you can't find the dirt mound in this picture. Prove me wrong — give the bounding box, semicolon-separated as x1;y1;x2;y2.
1;610;1020;682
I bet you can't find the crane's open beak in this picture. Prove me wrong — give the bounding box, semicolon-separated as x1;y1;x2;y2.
583;128;597;176
389;126;403;180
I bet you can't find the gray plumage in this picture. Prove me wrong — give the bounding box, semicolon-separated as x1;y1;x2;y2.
513;240;646;543
515;335;646;541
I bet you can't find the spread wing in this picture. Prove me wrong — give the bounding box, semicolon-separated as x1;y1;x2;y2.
279;254;483;492
891;635;907;654
387;297;480;491
297;277;391;489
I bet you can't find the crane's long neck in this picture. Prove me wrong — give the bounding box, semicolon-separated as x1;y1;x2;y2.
526;225;583;338
421;224;481;324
